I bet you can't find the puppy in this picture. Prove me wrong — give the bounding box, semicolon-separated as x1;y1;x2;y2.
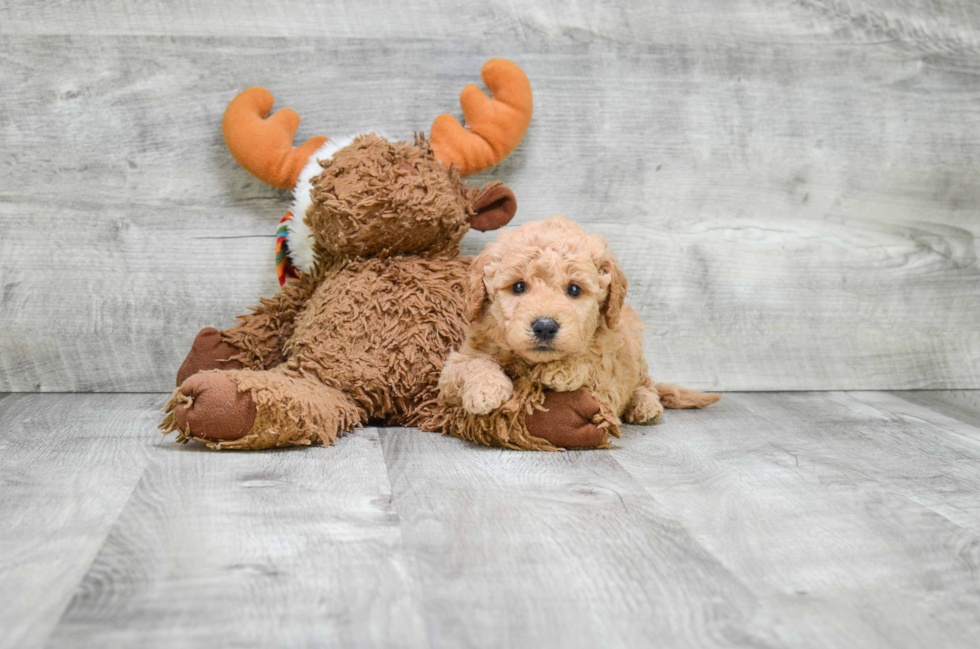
439;216;719;447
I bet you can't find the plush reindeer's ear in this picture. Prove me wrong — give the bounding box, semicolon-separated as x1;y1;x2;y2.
600;250;628;328
470;184;516;232
464;248;494;321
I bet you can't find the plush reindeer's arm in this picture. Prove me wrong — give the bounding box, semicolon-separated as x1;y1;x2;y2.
220;272;317;371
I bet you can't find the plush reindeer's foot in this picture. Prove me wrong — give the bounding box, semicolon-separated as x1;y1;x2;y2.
526;388;608;449
176;327;243;386
166;372;256;443
162;368;364;451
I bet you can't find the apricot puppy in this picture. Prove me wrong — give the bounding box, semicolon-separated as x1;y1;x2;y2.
439;216;720;448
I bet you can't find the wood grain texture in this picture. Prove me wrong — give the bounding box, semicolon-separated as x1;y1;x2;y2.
612;391;980;647
0;392;980;649
891;389;980;431
2;1;980;391
377;425;783;649
2;391;980;646
2;0;980;48
47;426;426;648
0;393;157;649
756;391;980;531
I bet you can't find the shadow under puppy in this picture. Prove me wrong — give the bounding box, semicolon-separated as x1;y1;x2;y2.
436;216;720;449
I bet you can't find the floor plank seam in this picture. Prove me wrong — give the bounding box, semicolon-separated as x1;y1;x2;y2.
38;452;153;649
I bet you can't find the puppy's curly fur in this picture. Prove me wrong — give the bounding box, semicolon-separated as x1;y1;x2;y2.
437;216;720;448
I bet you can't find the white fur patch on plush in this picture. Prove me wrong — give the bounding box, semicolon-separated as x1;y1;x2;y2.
287;132;389;273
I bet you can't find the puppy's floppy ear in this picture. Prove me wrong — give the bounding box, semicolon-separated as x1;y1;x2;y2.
464;247;494;321
600;250;627;328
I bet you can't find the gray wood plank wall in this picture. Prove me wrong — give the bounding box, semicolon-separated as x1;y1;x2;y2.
1;0;979;392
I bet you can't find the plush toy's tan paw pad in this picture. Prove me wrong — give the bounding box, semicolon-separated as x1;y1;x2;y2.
176;327;243;386
526;388;606;449
174;372;256;442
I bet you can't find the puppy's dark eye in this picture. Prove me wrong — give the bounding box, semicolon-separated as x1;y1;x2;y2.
512;281;527;295
567;283;582;298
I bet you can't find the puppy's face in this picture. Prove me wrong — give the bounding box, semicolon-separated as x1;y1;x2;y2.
467;216;626;362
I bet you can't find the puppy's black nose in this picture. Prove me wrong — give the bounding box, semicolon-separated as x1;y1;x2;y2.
531;318;560;341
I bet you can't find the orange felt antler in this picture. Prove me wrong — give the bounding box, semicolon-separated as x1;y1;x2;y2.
222;88;327;189
430;59;533;177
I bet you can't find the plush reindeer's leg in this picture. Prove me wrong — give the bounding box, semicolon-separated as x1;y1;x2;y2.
622;378;664;425
174;275;316;386
160;368;363;451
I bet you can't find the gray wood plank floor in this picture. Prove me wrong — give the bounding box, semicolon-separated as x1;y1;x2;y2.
2;391;978;648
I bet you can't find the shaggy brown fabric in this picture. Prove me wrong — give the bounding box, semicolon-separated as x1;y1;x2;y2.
232;368;363;448
176;327;242;386
222;272;317;370
306;134;474;259
162;254;473;448
284;255;470;426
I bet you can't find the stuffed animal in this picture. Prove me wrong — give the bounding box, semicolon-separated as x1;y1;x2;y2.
160;59;610;450
431;216;721;450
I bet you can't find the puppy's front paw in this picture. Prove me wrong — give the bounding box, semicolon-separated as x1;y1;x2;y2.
538;362;589;392
461;377;514;415
625;395;663;425
624;383;664;425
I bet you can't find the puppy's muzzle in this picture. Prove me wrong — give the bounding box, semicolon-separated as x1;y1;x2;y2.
531;317;560;342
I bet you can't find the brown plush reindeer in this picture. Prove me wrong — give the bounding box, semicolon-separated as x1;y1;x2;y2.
160;59;611;450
